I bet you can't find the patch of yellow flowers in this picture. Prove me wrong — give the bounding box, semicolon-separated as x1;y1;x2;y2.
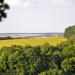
0;36;66;47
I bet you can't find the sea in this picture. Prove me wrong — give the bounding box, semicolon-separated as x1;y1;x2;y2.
0;33;64;38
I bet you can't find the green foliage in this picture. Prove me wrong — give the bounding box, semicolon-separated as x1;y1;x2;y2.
61;57;75;75
0;36;75;75
64;25;75;39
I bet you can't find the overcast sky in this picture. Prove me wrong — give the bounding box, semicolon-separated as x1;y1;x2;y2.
0;0;75;33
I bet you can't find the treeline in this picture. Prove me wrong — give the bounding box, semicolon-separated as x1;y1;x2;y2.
0;25;75;75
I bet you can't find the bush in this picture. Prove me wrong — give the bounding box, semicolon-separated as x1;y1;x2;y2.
0;40;75;75
64;25;75;39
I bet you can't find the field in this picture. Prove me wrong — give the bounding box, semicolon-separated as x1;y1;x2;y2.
0;36;66;47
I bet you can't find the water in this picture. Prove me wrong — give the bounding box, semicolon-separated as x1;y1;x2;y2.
0;33;64;38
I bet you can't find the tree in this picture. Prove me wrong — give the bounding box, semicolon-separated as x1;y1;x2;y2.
0;0;9;21
64;25;75;39
52;51;61;69
61;57;75;75
0;0;4;3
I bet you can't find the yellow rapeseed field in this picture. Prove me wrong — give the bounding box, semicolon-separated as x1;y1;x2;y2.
0;36;66;47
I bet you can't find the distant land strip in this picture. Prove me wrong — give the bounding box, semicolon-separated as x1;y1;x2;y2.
0;33;64;40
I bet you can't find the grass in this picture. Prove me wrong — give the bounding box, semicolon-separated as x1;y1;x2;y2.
0;36;66;47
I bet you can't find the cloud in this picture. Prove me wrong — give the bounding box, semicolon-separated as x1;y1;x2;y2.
49;0;72;6
5;0;33;8
21;0;32;8
5;0;21;7
5;0;72;8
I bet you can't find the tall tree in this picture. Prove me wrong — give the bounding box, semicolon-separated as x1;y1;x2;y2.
0;0;9;21
64;25;75;39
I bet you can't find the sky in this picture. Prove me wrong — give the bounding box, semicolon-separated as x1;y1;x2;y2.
0;0;75;33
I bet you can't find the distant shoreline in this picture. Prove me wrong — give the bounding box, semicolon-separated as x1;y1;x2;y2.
0;33;64;40
0;32;64;34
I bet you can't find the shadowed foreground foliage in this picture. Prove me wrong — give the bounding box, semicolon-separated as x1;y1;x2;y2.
0;0;9;21
0;37;75;75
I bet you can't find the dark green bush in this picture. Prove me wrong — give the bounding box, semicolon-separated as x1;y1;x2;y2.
0;39;75;75
64;25;75;39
